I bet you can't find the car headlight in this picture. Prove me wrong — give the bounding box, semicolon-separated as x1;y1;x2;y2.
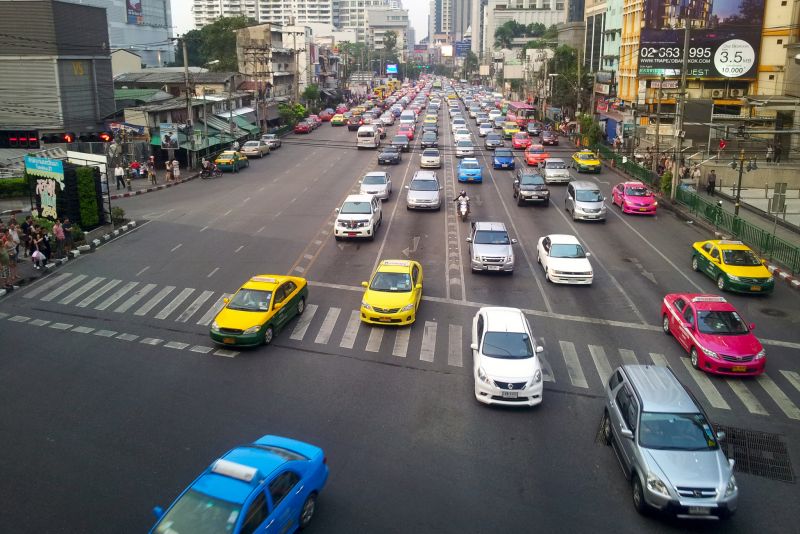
766;276;774;283
533;369;542;384
653;201;658;207
727;274;742;282
551;270;564;275
700;345;719;359
755;349;766;360
477;366;493;385
210;321;220;332
400;303;415;312
646;475;670;498
361;300;372;310
242;325;261;335
724;475;738;497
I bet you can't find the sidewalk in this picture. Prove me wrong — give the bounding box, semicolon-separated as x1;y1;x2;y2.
701;185;800;244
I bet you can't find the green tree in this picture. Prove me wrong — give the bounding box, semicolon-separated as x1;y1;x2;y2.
174;16;250;70
546;45;591;114
383;31;398;59
543;24;559;40
301;84;321;112
526;23;546;37
463;51;479;78
278;103;307;126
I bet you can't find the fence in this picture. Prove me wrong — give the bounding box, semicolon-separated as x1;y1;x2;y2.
592;144;800;274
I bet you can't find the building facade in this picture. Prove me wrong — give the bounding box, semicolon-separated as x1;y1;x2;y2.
194;0;335;28
336;0;389;41
367;7;410;59
483;0;567;56
583;0;605;73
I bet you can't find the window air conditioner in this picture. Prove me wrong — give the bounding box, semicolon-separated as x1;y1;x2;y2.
711;89;725;98
729;89;744;97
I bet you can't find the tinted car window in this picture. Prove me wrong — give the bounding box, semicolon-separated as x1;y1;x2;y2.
268;471;300;508
473;230;510;245
519;174;544;186
639;412;719;451
240;492;268;534
481;332;533;359
410;179;439;191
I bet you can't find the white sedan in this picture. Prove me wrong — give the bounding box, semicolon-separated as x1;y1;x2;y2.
420;148;442;169
455;140;475;158
471;307;544;407
453;129;472;143
536;234;593;284
478;123;493;137
359;171;392;201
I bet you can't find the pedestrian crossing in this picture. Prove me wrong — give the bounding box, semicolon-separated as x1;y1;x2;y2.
11;272;800;420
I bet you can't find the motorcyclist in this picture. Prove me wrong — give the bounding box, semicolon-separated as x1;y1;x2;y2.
454;190;470;215
201;158;211;177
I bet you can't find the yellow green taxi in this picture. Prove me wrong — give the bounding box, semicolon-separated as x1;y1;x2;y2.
423;115;438;126
691;240;774;293
331;113;346;126
502;121;521;139
571;150;602;173
210;275;309;346
351;106;366;115
447;93;458;100
360;260;423;325
214;150;249;172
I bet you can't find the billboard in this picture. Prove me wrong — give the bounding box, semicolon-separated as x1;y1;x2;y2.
159;123;179;149
479;65;490;76
637;0;765;79
441;45;453;57
126;0;143;25
386;64;398;74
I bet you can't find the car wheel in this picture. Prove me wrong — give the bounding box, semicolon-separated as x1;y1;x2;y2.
263;325;274;345
717;275;726;291
691;256;699;271
298;493;317;530
601;410;612;445
662;315;671;335
297;297;305;316
544;267;551;282
690;347;699;369
632;475;647;514
517;195;523;206
543;199;549;206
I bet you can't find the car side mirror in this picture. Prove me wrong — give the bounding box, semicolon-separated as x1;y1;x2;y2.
335;208;340;213
439;187;444;191
470;343;478;350
361;281;369;288
358;180;362;184
416;283;422;290
716;431;726;442
153;506;164;519
273;302;283;310
535;345;544;354
585;252;592;257
466;237;472;243
223;297;230;304
620;427;634;440
749;323;755;331
405;185;410;189
511;238;518;244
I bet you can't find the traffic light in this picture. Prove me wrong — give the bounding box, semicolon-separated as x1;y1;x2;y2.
40;133;76;143
99;132;113;142
0;130;40;149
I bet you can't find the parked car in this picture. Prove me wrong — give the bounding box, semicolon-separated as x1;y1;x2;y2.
294;122;312;134
420;148;442;169
467;221;517;273
240;139;270;158
260;133;282;149
334;194;383;241
513;170;550;206
360;171;392;201
406;170;443;210
536;234;593;284
378;145;402;165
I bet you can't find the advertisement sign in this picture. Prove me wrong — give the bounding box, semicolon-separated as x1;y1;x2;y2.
455;41;470;57
441;45;453;57
479;65;491;76
126;0;143;25
638;0;765;79
109;122;145;135
159;123;179;149
25;156;65;219
386;64;398;74
596;98;609;113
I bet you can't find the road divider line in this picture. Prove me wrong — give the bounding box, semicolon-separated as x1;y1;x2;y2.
680;360;730;410
170;243;182;252
135;266;150;277
290;303;318;340
560;340;588;388
339;310;361;349
448;324;463;367
207;267;220;278
314;306;341;345
756;374;800;420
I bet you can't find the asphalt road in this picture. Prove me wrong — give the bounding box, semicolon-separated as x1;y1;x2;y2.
1;99;799;533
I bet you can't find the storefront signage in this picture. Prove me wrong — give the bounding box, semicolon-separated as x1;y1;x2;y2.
25;156;64;219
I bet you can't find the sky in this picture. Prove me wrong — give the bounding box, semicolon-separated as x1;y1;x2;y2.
170;0;430;43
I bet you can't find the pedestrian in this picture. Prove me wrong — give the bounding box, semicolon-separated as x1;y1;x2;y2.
8;222;20;259
172;159;180;181
20;215;33;258
29;228;45;269
165;159;173;182
692;165;702;189
766;143;773;163
0;231;11;290
146;158;156;184
232;140;240;151
62;217;73;254
114;165;125;190
774;141;782;164
2;229;17;287
130;160;141;178
706;169;717;196
53;218;65;259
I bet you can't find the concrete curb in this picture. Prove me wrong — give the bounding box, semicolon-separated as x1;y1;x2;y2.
108;173;200;201
767;265;800;290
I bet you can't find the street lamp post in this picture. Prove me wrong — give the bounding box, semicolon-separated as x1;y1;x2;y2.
731;149;758;216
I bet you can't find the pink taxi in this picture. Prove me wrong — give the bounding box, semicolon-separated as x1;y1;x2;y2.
661;294;765;376
611;181;658;214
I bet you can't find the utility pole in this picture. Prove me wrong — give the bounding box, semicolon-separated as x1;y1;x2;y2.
576;48;582;116
293;27;300;103
734;149;746;216
671;21;692;200
589;72;597;118
182;37;194;169
653;74;664;173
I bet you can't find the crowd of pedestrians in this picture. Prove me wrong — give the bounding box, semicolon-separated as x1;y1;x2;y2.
0;214;74;290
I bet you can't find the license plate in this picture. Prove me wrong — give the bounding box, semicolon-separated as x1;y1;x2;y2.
501;164;508;167
377;317;392;322
688;507;710;516
501;391;518;398
750;286;761;291
732;365;747;372
639;208;648;211
488;266;501;271
223;337;235;344
347;232;358;236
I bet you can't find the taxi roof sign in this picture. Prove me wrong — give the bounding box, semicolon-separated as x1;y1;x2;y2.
717;240;744;246
381;260;410;267
691;296;727;303
211;459;259;482
251;276;278;283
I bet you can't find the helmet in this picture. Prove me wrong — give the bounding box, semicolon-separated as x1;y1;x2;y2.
460;190;467;196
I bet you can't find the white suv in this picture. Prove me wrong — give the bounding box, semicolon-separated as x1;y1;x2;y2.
334;194;382;241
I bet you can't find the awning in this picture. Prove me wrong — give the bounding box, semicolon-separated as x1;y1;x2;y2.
322;89;337;98
204;115;249;138
217;106;258;125
230;116;260;134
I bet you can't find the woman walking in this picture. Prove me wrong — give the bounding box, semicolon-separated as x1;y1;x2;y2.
172;159;180;181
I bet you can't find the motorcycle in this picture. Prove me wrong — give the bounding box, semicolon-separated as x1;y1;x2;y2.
200;163;222;178
458;199;469;222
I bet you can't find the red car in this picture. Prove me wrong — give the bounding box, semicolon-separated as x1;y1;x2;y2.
398;125;415;140
611;181;658;214
524;145;549;166
319;109;334;121
541;130;558;146
512;132;531;150
294;121;312;134
661;294;765;376
336;104;348;114
307;115;321;128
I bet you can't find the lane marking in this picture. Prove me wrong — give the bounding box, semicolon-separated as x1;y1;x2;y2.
196;293;231;326
393;327;410;358
680;360;730;410
93;329;117;337
365;327;384;352
29;319;50;326
164;341;189;350
539;353;555;382
649;352;669;367
314;306;341;345
223;209;232;216
8;315;30;322
175;290;214;323
40;274;88;302
420;321;437;362
49;322;73;330
588;344;613;385
114;283;157;313
154;288;195;320
207;267;220;278
560;340;588;388
726;380;768;416
72;326;94;334
116;333;139;341
290;303;318;340
756;374;800;420
76;279;122;308
189;345;213;354
257;226;266;233
140;337;163;346
214;349;238;358
619;348;639;366
234;245;244;253
59;276;106;305
170;243;182;252
136;266;150;277
23;272;73;299
448;324;463;367
94;281;139;311
339;310;361;349
781;370;800;393
135;286;175;316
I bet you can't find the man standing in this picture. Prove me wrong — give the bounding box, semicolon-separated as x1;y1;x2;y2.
706;169;717;196
774;141;782;164
62;217;73;255
53;219;65;259
114;165;125;190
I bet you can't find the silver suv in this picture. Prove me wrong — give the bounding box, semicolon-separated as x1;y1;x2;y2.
602;365;737;520
406;171;442;210
467;222;517;273
566;180;607;221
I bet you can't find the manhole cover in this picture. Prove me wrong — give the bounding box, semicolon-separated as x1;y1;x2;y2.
716;425;795;483
595;415;608;445
760;308;788;318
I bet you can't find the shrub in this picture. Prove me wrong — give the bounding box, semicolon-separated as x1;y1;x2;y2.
111;206;126;225
660;170;673;195
76;167;99;228
34;217;55;233
0;177;28;198
70;225;85;244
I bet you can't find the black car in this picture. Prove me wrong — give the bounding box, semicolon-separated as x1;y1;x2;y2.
513;170;550;206
541;130;559;146
422;124;438;135
484;133;504;150
378;146;402;165
527;121;543;136
420;132;438;148
391;135;411;152
347;117;363;131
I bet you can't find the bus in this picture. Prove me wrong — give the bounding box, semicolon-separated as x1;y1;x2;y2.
506;102;536;127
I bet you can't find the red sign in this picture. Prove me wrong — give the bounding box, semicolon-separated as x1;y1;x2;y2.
719;139;727;150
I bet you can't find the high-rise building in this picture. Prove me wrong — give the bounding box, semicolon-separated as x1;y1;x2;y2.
367;7;410;60
336;0;389;41
452;0;471;41
484;0;567;52
194;0;335;29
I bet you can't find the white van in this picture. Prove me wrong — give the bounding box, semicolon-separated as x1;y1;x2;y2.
356;125;380;149
399;110;416;127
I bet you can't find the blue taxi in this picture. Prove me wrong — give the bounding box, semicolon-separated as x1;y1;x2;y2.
457;158;483;183
151;435;328;534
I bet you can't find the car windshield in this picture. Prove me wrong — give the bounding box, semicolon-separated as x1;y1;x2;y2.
340;201;372;214
575;190;603;202
495;150;512;158
696;310;749;335
263;135;276;140
363;175;387;185
480;123;492;128
550;243;586;258
382;146;399;153
457;141;473;148
514;133;528;139
243;141;259;147
546;161;566;169
220;152;235;158
227;288;272;312
474;230;510;245
722;249;762;266
423;133;436;140
456;129;469;136
528;147;544;153
422;149;440;157
153;489;241;534
392;136;408;143
520;174;544;186
504;123;517;129
625;186;649;196
482;332;533;359
638;412;719;451
410;179;439;191
487;135;501;141
577;153;595;160
370;272;412;292
461;161;479;169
